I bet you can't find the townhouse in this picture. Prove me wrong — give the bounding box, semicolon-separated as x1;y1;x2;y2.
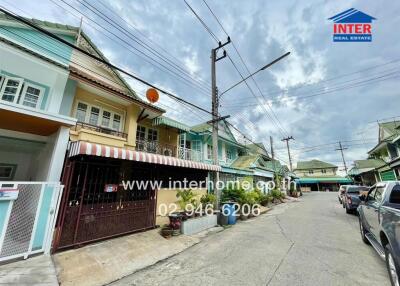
0;13;76;260
53;26;220;250
0;12;285;257
294;160;352;192
366;121;400;180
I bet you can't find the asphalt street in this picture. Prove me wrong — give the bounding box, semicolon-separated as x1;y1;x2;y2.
110;192;391;286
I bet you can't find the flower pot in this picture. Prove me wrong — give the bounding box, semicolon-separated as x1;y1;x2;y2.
160;227;173;238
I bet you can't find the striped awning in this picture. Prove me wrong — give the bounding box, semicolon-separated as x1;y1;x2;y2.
68;141;221;171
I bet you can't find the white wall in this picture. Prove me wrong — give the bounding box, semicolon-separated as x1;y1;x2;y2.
0;150;34;180
0;42;69;114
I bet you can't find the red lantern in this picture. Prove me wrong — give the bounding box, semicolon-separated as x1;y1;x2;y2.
146;88;159;103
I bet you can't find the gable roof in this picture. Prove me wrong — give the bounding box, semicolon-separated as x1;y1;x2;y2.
328;8;376;23
191;121;237;143
354;159;386;169
0;12;164;113
368;120;400;154
295;160;337;170
152;116;190;132
246;142;269;157
229;155;275;173
0;13;134;96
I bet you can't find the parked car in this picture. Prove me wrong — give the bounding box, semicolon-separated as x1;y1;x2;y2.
358;181;400;286
338;185;347;204
343;185;369;214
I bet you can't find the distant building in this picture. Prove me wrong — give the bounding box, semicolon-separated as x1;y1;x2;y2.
367;121;400;180
348;159;386;186
294;159;352;192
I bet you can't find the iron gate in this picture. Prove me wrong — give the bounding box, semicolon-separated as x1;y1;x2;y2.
55;158;157;250
0;182;63;262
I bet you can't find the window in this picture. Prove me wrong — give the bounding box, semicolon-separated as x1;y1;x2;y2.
191;140;201;152
0;76;44;109
20;84;43;108
0;164;16;180
89;107;100;125
136;126;146;141
308;170;314;174
0;77;23;103
74;101;124;131
226;149;232;161
321;169;326;174
390;185;400;204
101;110;111;127
147;128;158;142
76;102;88;122
207;144;213;160
112;114;121;130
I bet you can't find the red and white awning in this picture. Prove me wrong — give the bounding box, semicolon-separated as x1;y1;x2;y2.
68;141;221;171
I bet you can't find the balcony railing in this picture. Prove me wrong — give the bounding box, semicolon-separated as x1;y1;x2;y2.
75;121;128;139
178;147;203;162
136;139;177;157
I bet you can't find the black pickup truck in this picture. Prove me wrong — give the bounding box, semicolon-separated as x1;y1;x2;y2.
358;181;400;286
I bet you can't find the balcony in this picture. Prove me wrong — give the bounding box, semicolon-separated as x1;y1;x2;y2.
178;147;203;162
135;139;177;157
74;121;128;139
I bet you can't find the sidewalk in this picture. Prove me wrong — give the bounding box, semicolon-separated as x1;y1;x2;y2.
0;255;58;286
53;229;201;286
0;203;283;286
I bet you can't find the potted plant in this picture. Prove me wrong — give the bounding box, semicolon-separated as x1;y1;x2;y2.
200;193;216;214
176;189;197;218
160;224;173;238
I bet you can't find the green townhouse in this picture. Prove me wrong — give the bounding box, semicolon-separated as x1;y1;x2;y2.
180;121;275;192
0;13;77;261
361;120;400;181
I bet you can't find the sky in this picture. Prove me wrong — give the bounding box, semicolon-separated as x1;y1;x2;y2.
2;0;400;172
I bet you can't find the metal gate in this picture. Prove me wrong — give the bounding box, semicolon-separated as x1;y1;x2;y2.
54;158;157;250
0;182;63;262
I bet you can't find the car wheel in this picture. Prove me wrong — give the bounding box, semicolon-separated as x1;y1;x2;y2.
385;243;400;286
359;217;370;245
345;205;351;214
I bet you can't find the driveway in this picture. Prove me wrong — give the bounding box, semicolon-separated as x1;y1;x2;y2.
110;192;391;285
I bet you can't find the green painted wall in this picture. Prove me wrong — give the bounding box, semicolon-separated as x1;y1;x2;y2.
0;26;74;66
380;170;396;181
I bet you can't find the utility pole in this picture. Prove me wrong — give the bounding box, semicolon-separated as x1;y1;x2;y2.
270;136;275;161
281;136;294;171
336;141;348;174
211;37;231;208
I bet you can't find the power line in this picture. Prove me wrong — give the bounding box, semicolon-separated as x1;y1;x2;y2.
202;0;290;138
96;0;212;88
221;70;400;109
78;0;210;92
0;7;215;116
183;0;289;150
54;0;211;96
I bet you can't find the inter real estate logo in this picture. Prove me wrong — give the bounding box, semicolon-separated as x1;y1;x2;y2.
328;8;376;42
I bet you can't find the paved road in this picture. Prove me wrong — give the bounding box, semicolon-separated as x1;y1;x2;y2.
111;192;391;286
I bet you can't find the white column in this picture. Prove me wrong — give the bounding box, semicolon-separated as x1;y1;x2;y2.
46;126;70;182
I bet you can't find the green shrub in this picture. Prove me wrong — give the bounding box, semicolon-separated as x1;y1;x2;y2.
176;189;197;210
200;193;216;207
221;186;245;203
